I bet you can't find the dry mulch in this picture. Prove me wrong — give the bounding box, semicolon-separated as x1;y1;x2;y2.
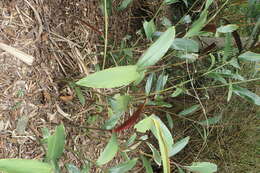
0;0;144;172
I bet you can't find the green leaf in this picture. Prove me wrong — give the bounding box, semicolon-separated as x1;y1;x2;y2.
66;164;81;173
100;0;112;16
180;53;198;62
111;94;132;113
47;124;65;162
133;69;146;85
134;116;153;133
147;100;172;108
199;116;222;126
229;58;240;69
145;73;155;95
141;156;153;173
151;115;174;152
166;114;173;130
146;143;162;166
185;162;217;173
169;137;190;157
227;83;233;102
217;24;239;33
76;65;140;88
171;38;199;52
164;0;178;5
155;73;168;93
223;33;233;61
0;159;53;173
177;166;185;173
207;73;227;84
185;10;208;37
103;112;123;130
117;0;133;11
96;133;118;165
161;17;172;27
205;0;213;9
238;51;260;62
108;159;138;173
143;20;156;41
75;87;85;105
125;133;137;147
81;163;91;173
178;104;200;116
152;119;171;173
232;85;260;105
137;27;175;69
171;88;184;97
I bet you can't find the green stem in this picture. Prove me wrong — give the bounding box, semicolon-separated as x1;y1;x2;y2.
102;0;109;69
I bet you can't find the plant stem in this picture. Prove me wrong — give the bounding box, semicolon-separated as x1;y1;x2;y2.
102;0;109;69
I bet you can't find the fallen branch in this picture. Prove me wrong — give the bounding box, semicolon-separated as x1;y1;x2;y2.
0;42;34;65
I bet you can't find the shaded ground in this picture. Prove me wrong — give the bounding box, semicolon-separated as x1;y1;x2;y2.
0;0;259;173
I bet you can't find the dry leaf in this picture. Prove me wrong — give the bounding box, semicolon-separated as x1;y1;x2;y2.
60;95;73;102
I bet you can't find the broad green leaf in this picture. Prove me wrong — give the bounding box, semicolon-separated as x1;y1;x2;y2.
166;114;173;130
96;133;118;165
169;137;190;157
171;38;199;52
178;104;200;116
143;20;156;41
145;73;155;95
171;88;184;97
164;0;178;5
108;158;138;173
146;143;162;166
137;27;175;69
185;162;217;173
151;115;174;152
152;119;171;173
76;65;140;88
232;85;260;105
199;116;222;126
134;116;153;133
217;24;239;33
238;51;260;62
0;159;53;173
75;87;85;105
66;164;81;173
185;10;208;37
133;69;146;85
117;0;133;11
141;156;153;173
47;124;65;162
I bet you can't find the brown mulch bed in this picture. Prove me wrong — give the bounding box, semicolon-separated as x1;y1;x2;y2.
0;0;146;172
